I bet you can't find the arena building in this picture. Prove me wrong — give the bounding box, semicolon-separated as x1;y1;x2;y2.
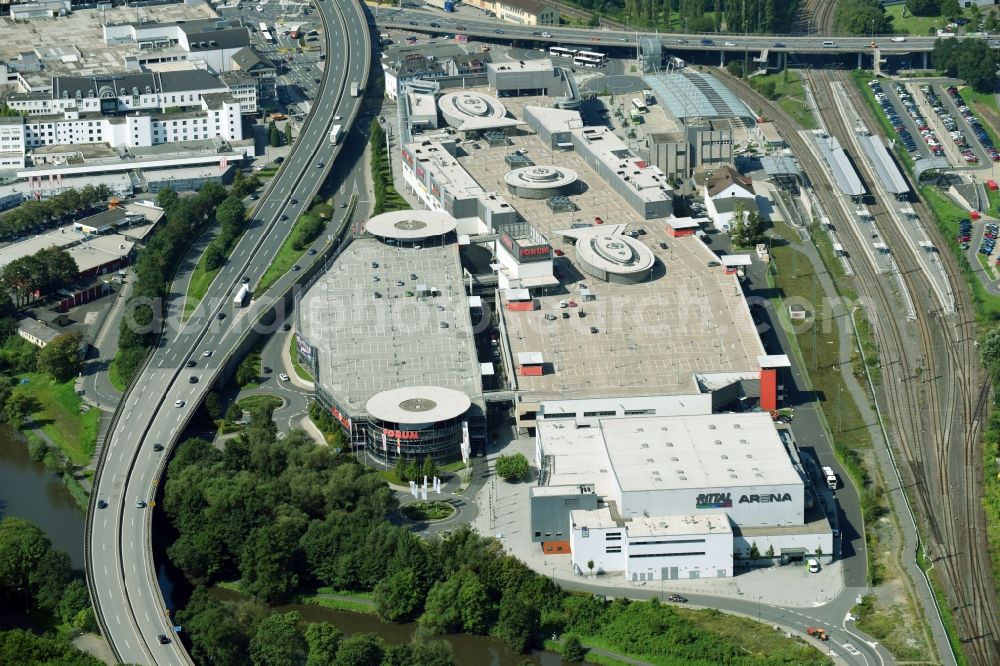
295;212;485;465
561;225;655;284
530;411;833;577
438;91;521;133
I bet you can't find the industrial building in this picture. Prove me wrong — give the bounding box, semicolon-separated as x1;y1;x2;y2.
530;411;832;578
295;211;486;465
102;18;251;74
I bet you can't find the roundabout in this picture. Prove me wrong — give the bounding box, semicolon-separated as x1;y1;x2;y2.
399;500;457;522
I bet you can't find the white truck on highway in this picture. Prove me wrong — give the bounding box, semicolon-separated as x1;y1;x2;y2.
233;284;250;307
350;81;360;97
821;466;838;490
329;124;343;145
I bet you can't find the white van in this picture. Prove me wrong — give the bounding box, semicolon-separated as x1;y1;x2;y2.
807;558;820;573
822;40;837;48
890;37;906;43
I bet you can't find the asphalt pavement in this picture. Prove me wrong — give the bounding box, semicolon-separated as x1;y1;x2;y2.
85;0;372;662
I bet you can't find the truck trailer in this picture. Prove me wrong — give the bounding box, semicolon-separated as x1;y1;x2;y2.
350;81;360;97
821;466;838;490
233;284;250;307
329;124;342;145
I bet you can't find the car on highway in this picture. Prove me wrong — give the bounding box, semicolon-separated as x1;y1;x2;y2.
541;31;551;37
175;400;185;408
189;376;198;384
724;41;736;46
456;25;466;31
292;264;301;271
667;594;687;603
334;115;342;120
242;276;250;284
700;38;714;45
676;38;688;43
408;21;416;25
250;193;259;200
153;443;164;452
97;499;108;509
263;366;273;374
430;22;440;28
202;350;213;357
280;214;289;221
339;202;347;208
216;312;226;320
771;42;785;47
495;29;504;34
308;248;317;255
317;162;324;168
279;373;290;381
157;635;171;645
707;260;720;267
135;499;146;508
532;31;541;36
186;359;196;367
290;198;298;205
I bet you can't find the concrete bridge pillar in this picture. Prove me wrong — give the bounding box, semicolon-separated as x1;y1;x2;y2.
857;52;862;70
923;52;929;69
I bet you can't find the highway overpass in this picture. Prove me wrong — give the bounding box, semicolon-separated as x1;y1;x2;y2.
84;1;372;663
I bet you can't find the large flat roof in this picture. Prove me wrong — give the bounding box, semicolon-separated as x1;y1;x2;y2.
456;96;763;403
812;132;865;197
856;131;909;196
643;71;756;124
539;412;801;495
298;239;482;417
599;413;803;492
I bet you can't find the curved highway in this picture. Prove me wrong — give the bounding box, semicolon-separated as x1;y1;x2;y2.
376;7;998;54
84;1;372;663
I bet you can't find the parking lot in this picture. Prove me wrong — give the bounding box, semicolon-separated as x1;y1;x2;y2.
868;79;934;160
940;84;1000;165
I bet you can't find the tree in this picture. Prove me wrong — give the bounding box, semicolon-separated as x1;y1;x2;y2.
335;632;384;666
496;595;538;653
749;541;761;559
766;543;775;559
156;188;179;212
5;392;33;425
373;567;424;622
421;455;437;481
495;453;529;482
905;0;939;16
284;122;294;145
202;241;226;272
249;611;307;666
304;623;342;666
175;587;251;666
939;0;960;19
587;559;595;577
225;402;243;424
833;0;893;36
204;392;222;420
563;635;586;662
269;122;281;148
57;579;92;628
982;326;1000;375
37;332;83;381
216;196;246;240
0;517;52;607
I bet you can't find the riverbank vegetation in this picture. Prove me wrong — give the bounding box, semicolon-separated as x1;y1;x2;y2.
162;407;828;665
0;516;99;664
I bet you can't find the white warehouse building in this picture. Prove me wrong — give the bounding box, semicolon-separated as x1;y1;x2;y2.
531;411;832;580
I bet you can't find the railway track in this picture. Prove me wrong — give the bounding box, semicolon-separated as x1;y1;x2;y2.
794;0;837;36
825;70;1000;665
721;64;1000;663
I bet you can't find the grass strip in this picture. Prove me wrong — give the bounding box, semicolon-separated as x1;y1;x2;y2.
13;373;100;466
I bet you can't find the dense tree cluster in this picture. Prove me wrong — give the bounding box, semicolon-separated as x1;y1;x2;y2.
202;195;248;272
833;0;893;36
0;517;94;630
0;185;112;241
931;38;1000;92
166;409;827;665
112;182;228;384
37;332;84;382
0;630;104;666
1;246;79;306
906;0;959;18
569;0;800;33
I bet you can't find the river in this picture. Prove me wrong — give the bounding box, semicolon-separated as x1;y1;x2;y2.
0;427;85;568
211;588;564;665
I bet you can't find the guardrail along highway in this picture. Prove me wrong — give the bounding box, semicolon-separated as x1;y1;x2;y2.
84;1;372;663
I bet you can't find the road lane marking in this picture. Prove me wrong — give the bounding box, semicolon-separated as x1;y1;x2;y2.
116;614;121;624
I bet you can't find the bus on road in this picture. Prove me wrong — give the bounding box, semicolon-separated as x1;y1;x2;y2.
575;50;607;65
234;284;250;307
574;53;604;67
549;46;577;59
631;98;648;113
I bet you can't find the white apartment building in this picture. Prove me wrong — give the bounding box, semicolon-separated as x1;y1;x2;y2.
0;94;242;157
9;70;238;117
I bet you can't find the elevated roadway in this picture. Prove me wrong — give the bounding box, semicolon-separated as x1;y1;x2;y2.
84;1;372;663
374;7;999;56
